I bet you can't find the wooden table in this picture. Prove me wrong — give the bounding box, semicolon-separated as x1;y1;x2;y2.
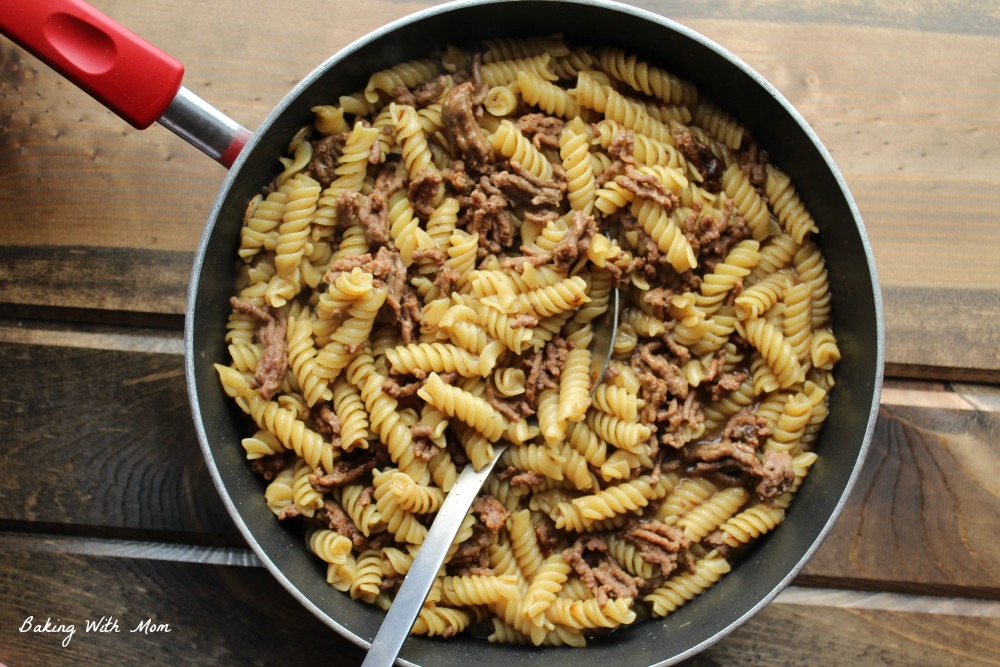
2;0;998;664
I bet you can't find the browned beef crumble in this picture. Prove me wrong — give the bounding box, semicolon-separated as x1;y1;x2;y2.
316;498;367;551
534;518;558;557
382;375;425;399
562;536;643;606
229;296;287;401
683;199;751;274
358;166;407;246
391;85;417;107
309;456;378;494
440;159;474;194
489;160;566;207
756;449;795;500
484;382;523;422
408;167;444;219
310;132;350;187
462;176;516;254
673;127;723;193
503;210;598;273
446;523;493;574
517;112;564;150
621;519;690;578
441;81;494;174
410;423;442;462
250;452;294;481
311;404;343;445
358;191;391;246
510;470;546;487
473;495;511;533
334;190;363;227
616;163;680;210
738;140;769;195
683;409;793;500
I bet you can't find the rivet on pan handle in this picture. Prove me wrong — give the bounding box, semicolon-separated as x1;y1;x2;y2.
0;0;252;168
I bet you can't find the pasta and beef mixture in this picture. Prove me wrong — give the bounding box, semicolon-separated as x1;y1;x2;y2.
215;35;840;645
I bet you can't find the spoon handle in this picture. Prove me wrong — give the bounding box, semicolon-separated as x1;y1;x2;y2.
360;443;509;667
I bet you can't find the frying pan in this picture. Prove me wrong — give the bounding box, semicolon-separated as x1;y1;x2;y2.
1;0;885;664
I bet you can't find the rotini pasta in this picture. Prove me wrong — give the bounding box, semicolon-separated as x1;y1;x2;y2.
218;36;840;649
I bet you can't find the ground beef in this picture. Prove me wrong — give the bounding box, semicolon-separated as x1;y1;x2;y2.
414;75;451;107
446;524;493;574
441;159;474;194
322;253;372;284
441;81;493;173
552;210;598;269
250;452;293;481
506;210;598;273
433;263;461;297
408;167;444;219
495;466;546;487
484;382;525;422
595;130;634;187
489;160;566;207
621;519;690;578
311;404;342;444
358;191;391;246
334;190;363;228
316;498;367;551
310;132;350;187
229;296;287;401
616;164;680;210
462;177;515;254
657;393;705;450
683;199;751;274
684;409;794;499
534;518;558;557
562;536;643;606
738;140;769;194
517;112;564;150
473;495;511;533
410;423;441;462
309;456;377;493
673;127;723;192
617;211;685;289
637;342;688;399
359;166;407;247
756;449;795;500
701;530;733;559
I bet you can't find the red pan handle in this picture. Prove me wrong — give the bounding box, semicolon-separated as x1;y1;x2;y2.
1;0;184;129
0;0;251;167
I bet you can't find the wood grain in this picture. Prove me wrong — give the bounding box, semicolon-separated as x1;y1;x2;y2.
0;336;238;540
0;246;190;322
0;549;368;667
803;402;1000;596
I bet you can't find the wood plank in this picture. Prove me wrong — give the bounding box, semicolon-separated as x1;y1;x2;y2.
691;590;1000;667
0;549;367;666
0;547;997;666
0;336;239;539
0;246;190;323
802;399;1000;597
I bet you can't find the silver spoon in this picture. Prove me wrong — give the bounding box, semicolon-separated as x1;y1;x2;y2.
361;287;620;667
